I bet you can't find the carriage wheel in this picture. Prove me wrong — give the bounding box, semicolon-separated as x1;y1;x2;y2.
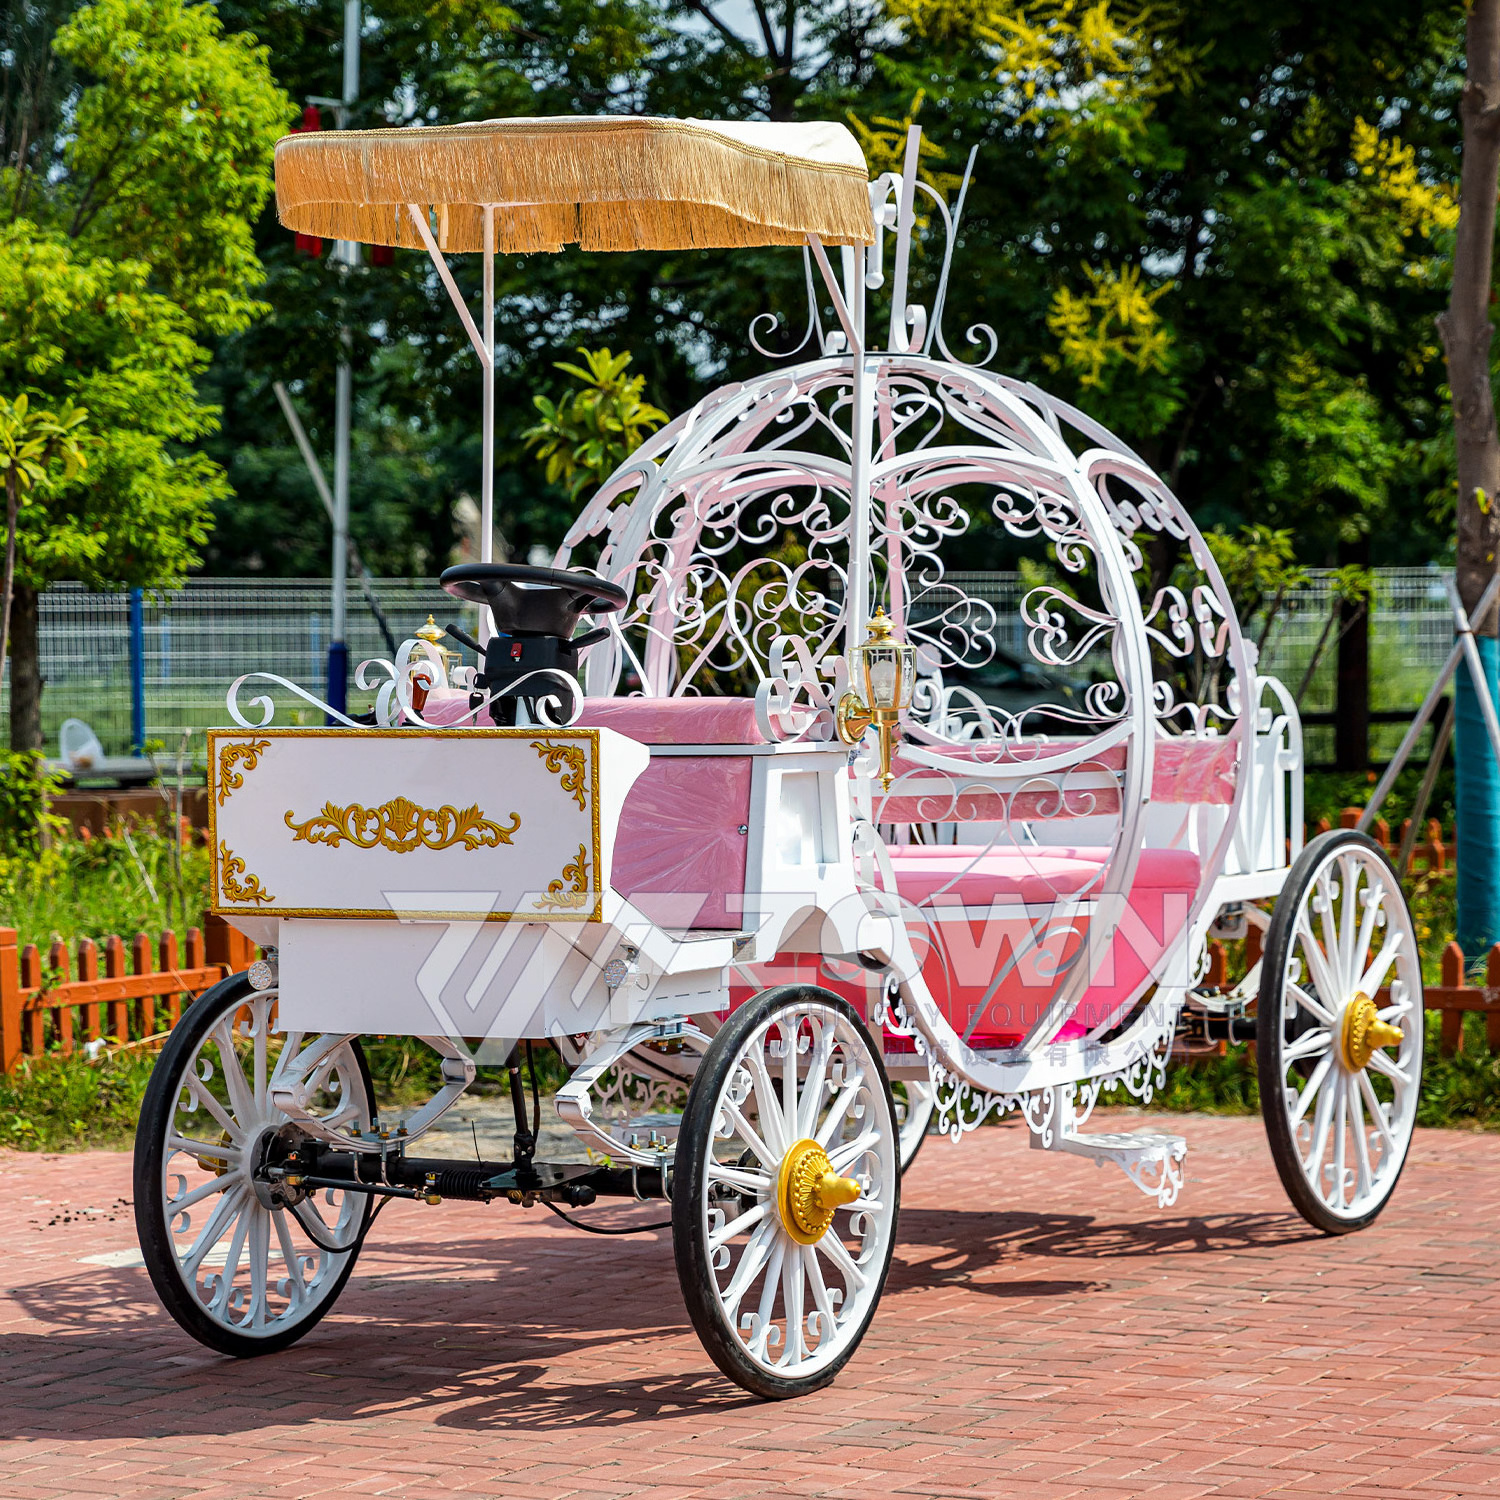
895;1078;936;1174
134;973;375;1355
672;985;900;1399
1257;830;1423;1234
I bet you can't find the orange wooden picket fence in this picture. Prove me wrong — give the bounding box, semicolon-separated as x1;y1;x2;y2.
0;914;256;1074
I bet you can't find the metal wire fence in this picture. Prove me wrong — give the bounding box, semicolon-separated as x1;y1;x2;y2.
0;567;1457;768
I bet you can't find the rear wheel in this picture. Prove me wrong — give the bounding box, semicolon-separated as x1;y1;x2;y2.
1257;830;1422;1234
134;974;375;1355
673;985;900;1399
895;1078;935;1174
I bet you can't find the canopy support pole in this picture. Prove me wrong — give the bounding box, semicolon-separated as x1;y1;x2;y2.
482;205;496;582
407;200;499;640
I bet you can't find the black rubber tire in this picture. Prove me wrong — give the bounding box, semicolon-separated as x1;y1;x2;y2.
134;973;375;1356
672;984;900;1400
1256;829;1422;1235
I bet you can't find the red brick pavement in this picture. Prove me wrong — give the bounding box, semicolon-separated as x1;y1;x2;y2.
2;1112;1499;1499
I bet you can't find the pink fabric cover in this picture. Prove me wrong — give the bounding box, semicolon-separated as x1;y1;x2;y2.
577;697;766;745
873;735;1237;823
735;844;1201;1047
610;754;752;929
415;688;477;726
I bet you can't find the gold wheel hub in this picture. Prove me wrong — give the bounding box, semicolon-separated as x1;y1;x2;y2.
776;1138;862;1245
1340;991;1404;1072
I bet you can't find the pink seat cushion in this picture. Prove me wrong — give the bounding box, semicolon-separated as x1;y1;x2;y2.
734;844;1201;1047
886;844;1201;1044
577;697;765;745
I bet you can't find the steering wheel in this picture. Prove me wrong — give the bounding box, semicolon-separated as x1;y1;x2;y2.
439;563;627;637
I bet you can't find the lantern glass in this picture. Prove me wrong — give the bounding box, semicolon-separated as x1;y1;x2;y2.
866;649;899;709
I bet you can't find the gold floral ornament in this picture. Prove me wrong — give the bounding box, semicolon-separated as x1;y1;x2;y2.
216;739;271;807
283;797;521;853
531;739;588;810
535;843;590;911
219;841;275;905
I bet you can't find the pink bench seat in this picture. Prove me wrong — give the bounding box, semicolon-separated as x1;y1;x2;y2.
735;843;1201;1046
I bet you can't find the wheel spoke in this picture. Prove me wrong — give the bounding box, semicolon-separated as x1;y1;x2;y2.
1337;856;1360;993
797;1022;835;1140
709;1202;766;1250
1287;981;1336;1028
1317;873;1342;990
1332;1075;1348;1209
779;1021;799;1147
248;1209;270;1330
211;1019;258;1127
720;1098;777;1172
1349;1078;1373;1200
1294;919;1343;1018
706;1162;772;1196
166;1174;235;1215
815;1069;867;1148
1358;1070;1399;1158
1288;1052;1333;1131
1282;1028;1331;1064
177;1083;243;1147
803;1242;839;1343
1352;876;1383;992
1358;932;1403;1000
781;1246;807;1366
1367;1049;1413;1090
1303;1065;1336;1184
744;1047;788;1158
272;1207;312;1307
166;1131;242;1166
208;1200;252;1315
748;1236;786;1359
827;1129;880;1175
814;1227;869;1296
719;1218;777;1323
180;1183;248;1277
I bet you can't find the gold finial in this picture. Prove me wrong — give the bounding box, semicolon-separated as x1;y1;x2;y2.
415;614;455;665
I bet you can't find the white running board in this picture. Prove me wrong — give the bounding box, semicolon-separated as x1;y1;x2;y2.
1032;1126;1186;1208
1021;1082;1187;1207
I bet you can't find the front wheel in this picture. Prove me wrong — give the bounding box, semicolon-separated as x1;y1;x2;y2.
672;986;900;1399
1257;830;1423;1234
133;974;376;1355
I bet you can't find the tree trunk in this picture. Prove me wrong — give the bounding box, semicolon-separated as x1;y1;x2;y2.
1440;0;1500;961
0;474;16;687
1440;0;1500;624
8;583;42;753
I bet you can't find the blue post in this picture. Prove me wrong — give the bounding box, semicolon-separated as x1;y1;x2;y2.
128;588;146;754
326;640;348;719
1455;632;1500;962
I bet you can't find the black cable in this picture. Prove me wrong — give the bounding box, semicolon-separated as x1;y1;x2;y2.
543;1200;672;1234
526;1038;541;1144
291;1190;393;1256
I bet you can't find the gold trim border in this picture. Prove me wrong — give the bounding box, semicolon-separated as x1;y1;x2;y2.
207;727;604;923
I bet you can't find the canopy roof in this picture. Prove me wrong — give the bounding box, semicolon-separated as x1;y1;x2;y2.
275;116;875;254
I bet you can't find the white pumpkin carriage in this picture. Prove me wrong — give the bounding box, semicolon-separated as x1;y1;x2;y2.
133;118;1424;1399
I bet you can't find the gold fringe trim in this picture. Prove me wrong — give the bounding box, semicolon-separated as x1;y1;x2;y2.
275;116;875;253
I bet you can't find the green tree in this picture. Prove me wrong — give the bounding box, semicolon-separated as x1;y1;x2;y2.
523;348;669;501
0;395;88;685
0;0;290;749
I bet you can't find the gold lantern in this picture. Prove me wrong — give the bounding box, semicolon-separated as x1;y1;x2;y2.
836;607;915;791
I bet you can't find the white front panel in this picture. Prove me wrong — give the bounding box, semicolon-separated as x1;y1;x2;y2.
209;727;646;923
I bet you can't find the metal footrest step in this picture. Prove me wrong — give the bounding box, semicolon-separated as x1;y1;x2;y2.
1036;1127;1187;1207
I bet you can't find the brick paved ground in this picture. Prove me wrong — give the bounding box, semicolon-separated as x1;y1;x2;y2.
2;1111;1499;1499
